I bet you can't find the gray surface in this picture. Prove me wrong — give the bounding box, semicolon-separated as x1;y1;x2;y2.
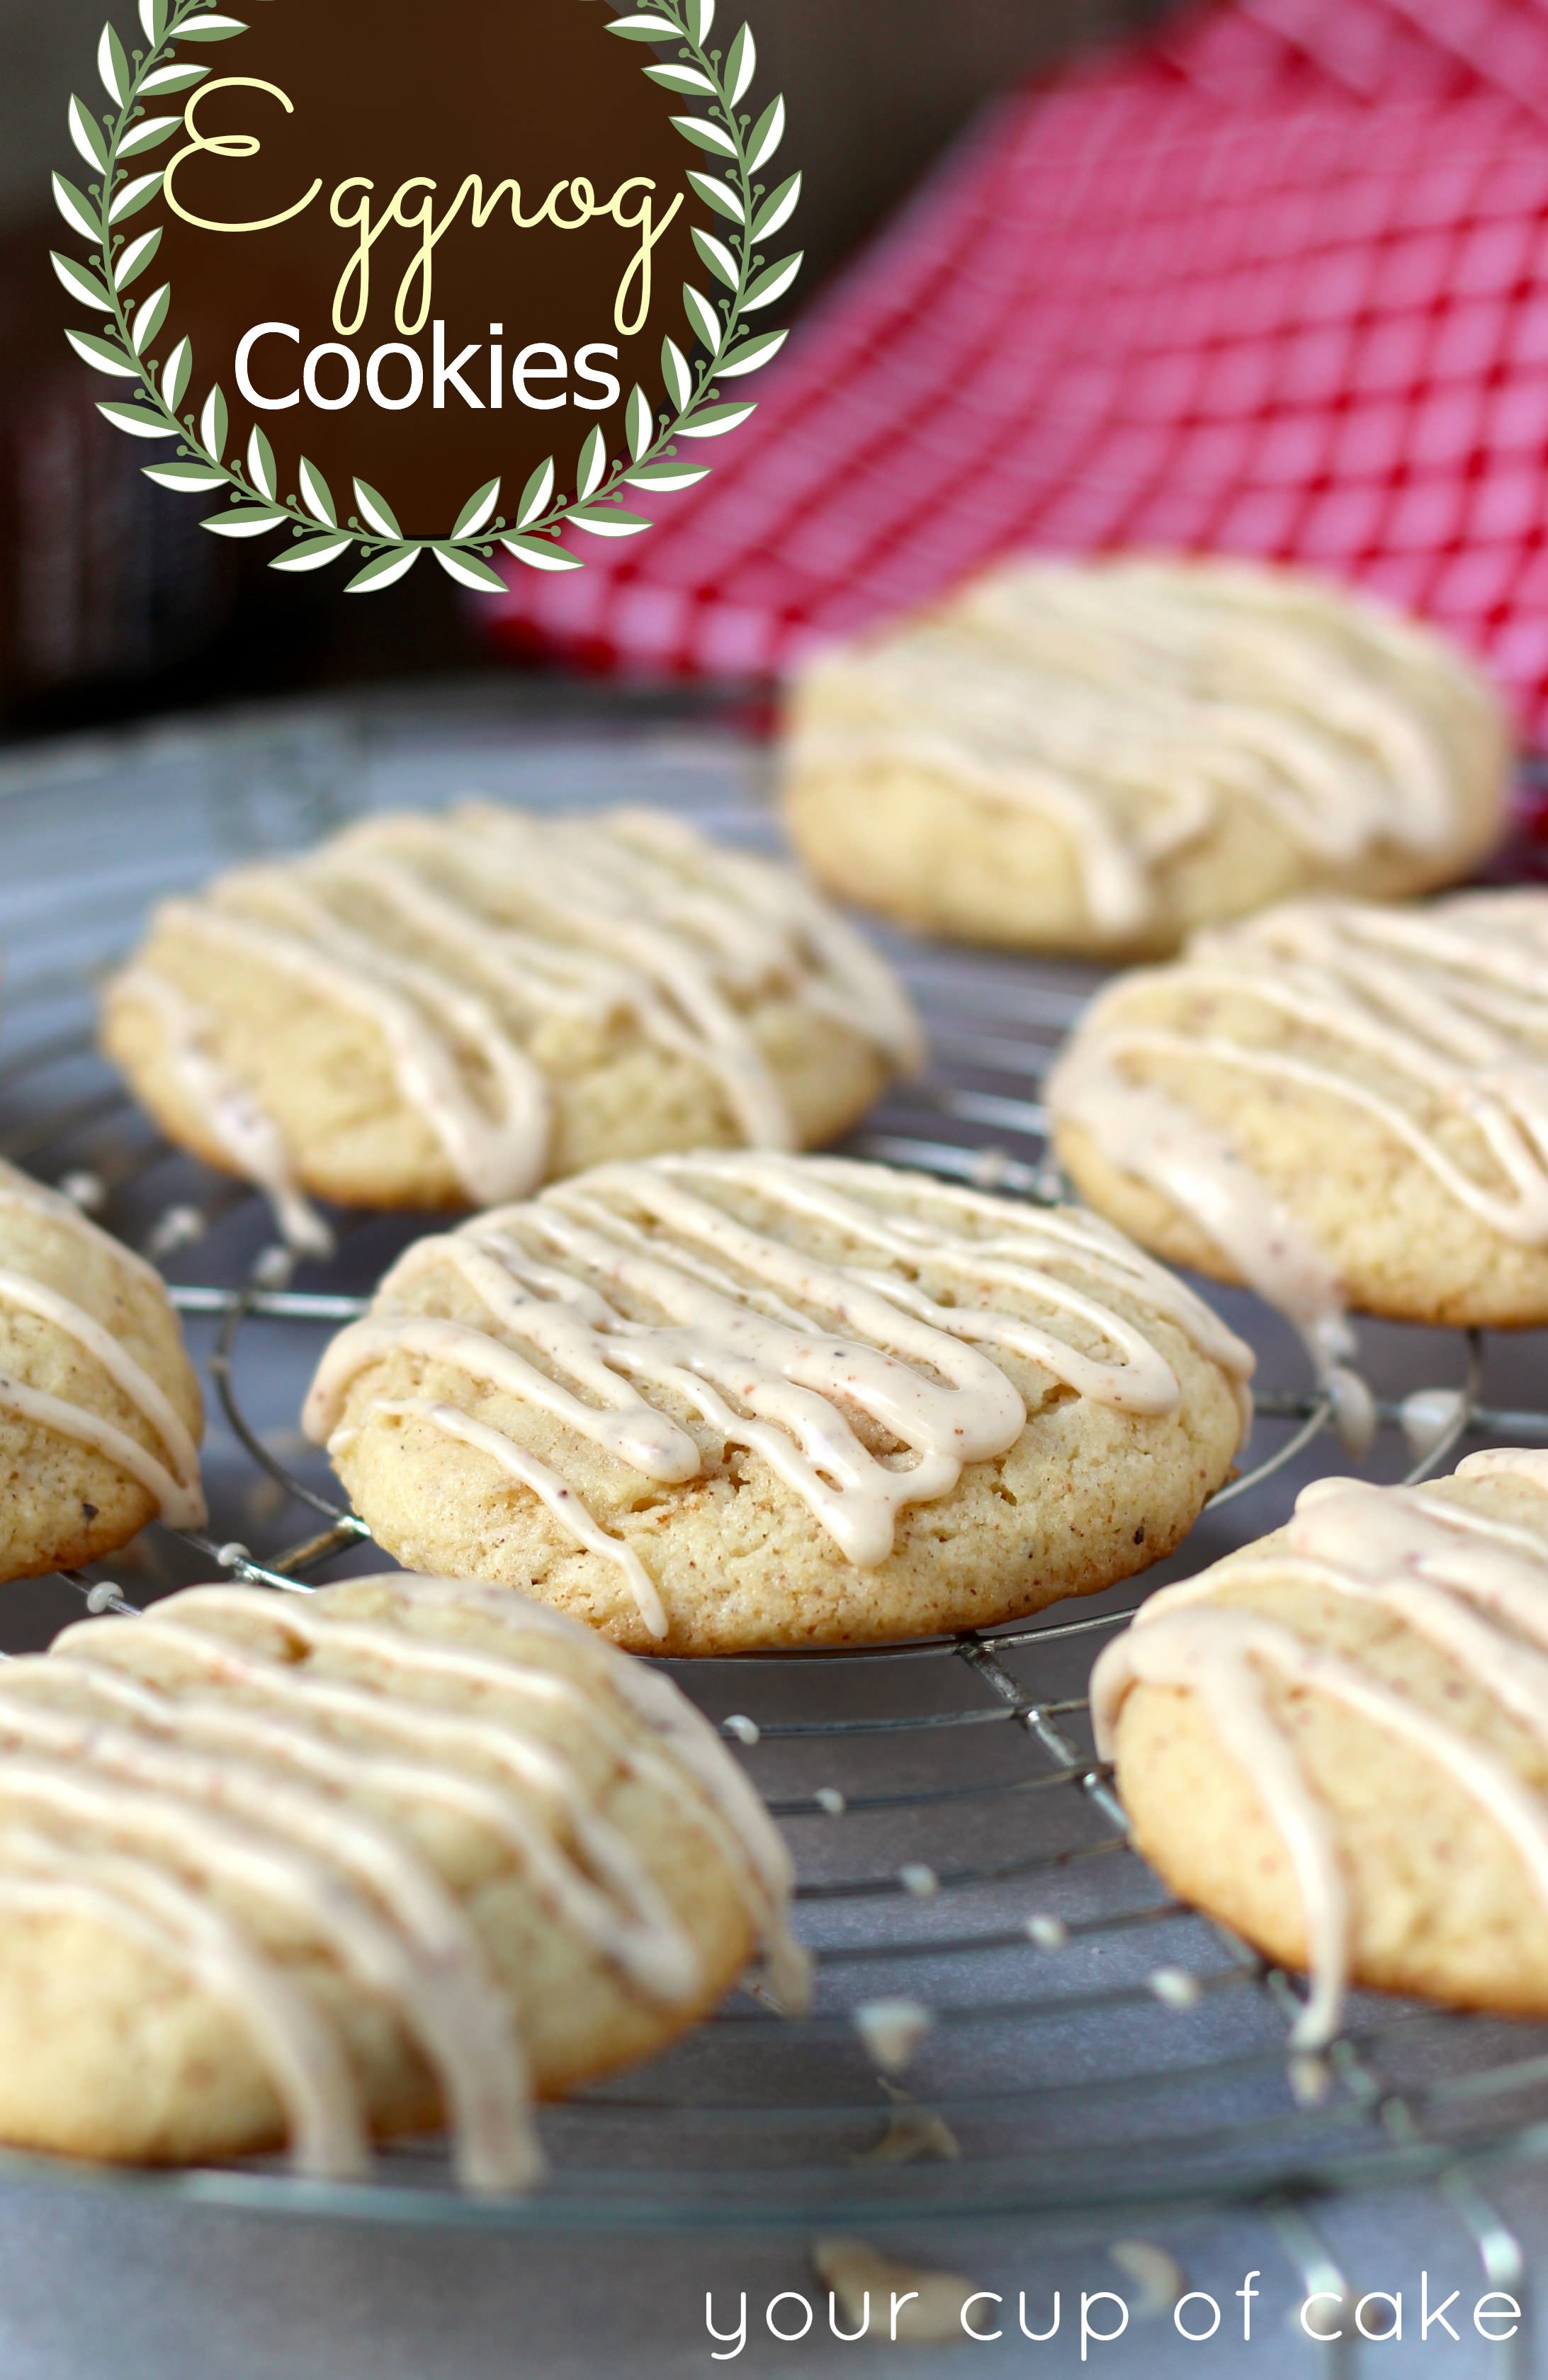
0;2170;1541;2376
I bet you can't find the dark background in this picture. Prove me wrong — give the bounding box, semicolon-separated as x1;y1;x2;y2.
0;0;1186;739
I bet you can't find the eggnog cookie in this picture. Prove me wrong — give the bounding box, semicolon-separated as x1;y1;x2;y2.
1048;890;1548;1356
101;804;922;1241
0;1160;203;1580
1095;1451;1548;2037
303;1152;1254;1656
0;1571;801;2177
784;555;1508;958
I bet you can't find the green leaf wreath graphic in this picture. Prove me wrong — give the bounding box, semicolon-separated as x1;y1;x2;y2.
53;0;799;591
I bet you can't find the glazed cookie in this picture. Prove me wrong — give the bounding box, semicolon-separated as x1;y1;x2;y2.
0;1160;203;1579
101;803;922;1244
784;555;1509;958
0;1572;801;2177
1095;1450;1548;2038
303;1152;1254;1655
1048;889;1548;1357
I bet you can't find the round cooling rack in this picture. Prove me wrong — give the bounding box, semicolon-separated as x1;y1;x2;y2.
1;686;1548;2243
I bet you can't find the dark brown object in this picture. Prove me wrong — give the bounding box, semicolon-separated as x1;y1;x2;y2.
151;0;709;534
0;0;1187;723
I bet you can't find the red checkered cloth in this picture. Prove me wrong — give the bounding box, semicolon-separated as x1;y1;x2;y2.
486;0;1548;750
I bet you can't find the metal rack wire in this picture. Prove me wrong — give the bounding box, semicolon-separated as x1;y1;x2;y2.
1;703;1547;2335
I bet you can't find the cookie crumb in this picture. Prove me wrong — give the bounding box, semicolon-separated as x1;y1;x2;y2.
1148;1965;1202;2010
58;1171;105;1213
852;2082;961;2168
1399;1386;1465;1462
854;1998;932;2073
146;1203;207;1258
1109;2238;1185;2315
1289;2052;1332;2106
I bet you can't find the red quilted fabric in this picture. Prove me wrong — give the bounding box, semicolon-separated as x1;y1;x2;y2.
487;0;1548;752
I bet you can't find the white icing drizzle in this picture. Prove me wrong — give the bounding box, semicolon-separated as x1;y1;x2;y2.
304;1152;1254;1623
0;1831;370;2177
0;1160;205;1529
377;1573;808;2006
33;1650;692;2001
0;1573;798;2184
337;1398;672;1643
108;968;332;1258
1047;1053;1354;1372
1048;890;1548;1361
1092;1450;1548;2044
111;805;922;1213
796;558;1500;936
0;1743;533;2187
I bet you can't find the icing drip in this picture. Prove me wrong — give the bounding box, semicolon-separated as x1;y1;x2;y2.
0;1160;205;1529
334;1399;672;1643
1046;1055;1353;1373
0;1835;370;2177
0;1745;533;2187
111;804;923;1215
1092;1449;1548;2045
796;559;1498;936
304;1152;1255;1621
0;1574;800;2184
1048;890;1548;1360
108;968;332;1258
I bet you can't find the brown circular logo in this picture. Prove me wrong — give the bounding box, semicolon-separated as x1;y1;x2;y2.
54;0;798;589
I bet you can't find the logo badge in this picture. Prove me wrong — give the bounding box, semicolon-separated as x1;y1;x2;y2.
53;0;798;592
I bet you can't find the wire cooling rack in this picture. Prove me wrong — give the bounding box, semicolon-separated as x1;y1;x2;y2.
3;691;1548;2294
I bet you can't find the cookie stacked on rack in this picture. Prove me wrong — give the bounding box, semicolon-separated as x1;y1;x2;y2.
299;1151;1255;1655
0;1158;204;1582
1096;1448;1548;2035
784;554;1510;958
0;1572;804;2178
102;805;925;1234
1046;888;1548;1359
